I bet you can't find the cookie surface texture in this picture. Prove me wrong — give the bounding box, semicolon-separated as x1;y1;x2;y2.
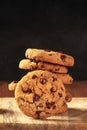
25;48;74;66
15;70;67;119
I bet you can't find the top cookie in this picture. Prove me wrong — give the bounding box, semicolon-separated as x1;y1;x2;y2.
25;48;74;67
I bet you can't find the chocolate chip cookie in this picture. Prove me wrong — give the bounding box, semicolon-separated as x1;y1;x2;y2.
25;48;74;66
56;74;73;84
19;59;68;73
15;70;67;119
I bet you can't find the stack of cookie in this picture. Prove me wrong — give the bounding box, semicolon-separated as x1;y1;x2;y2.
8;48;74;119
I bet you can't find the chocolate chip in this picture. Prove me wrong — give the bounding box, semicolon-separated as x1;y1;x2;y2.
41;65;45;68
34;94;40;101
28;88;32;93
46;102;51;109
32;74;37;79
58;92;62;98
22;87;28;93
45;112;50;114
51;102;55;105
46;101;55;109
41;74;43;76
52;76;57;82
48;69;52;72
61;55;66;62
50;87;57;92
30;59;33;62
36;111;42;118
61;87;64;91
40;78;47;84
22;86;32;93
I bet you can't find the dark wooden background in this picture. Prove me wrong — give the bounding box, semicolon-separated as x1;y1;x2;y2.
0;1;87;81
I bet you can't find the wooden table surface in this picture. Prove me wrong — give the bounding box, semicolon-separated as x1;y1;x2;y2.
0;81;87;130
0;98;87;130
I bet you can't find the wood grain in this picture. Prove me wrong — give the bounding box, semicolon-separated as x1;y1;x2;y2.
0;98;87;130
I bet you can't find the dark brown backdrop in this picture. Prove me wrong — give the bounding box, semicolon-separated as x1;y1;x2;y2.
0;1;87;81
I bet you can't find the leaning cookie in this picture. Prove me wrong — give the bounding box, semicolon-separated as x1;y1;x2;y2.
25;48;74;67
14;70;67;119
8;81;18;91
19;59;68;73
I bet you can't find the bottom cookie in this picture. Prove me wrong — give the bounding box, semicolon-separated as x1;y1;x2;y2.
14;70;67;119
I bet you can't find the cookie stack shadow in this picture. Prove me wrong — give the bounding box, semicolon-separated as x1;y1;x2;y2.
8;48;74;119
